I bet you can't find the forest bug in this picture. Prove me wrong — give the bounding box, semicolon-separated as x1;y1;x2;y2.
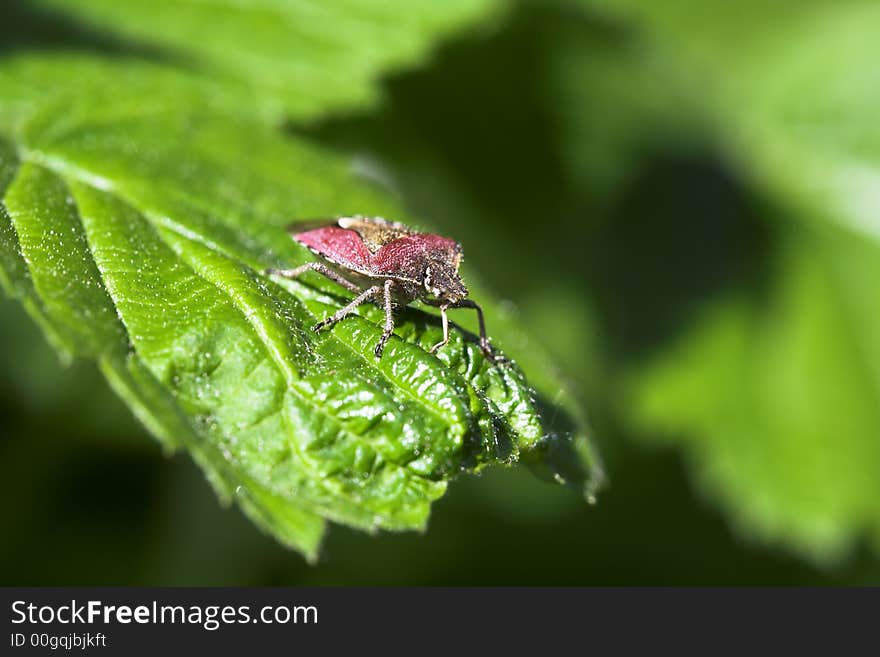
266;216;500;361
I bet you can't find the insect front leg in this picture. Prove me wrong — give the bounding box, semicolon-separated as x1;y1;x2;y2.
422;298;502;362
428;304;449;354
313;285;382;333
373;279;397;358
451;299;505;363
266;262;361;294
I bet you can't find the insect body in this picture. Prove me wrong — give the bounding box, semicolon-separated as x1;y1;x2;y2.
266;216;498;361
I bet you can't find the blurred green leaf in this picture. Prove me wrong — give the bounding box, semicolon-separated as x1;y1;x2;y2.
578;1;880;229
0;44;601;559
542;6;704;201
629;219;880;562
26;0;504;121
568;0;880;561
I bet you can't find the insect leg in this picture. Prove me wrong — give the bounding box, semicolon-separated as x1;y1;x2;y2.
373;279;396;358
266;262;361;294
313;285;382;332
422;298;501;361
428;304;450;354
450;299;504;362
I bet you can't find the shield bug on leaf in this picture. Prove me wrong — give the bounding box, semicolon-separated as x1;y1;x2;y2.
266;216;501;362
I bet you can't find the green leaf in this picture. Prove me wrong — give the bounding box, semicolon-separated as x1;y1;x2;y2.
581;1;880;219
0;54;601;560
541;4;704;201
628;219;880;562
26;0;505;121
574;0;880;561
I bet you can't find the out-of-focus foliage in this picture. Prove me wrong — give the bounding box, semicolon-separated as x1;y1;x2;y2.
23;0;505;121
569;0;880;563
1;0;879;582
